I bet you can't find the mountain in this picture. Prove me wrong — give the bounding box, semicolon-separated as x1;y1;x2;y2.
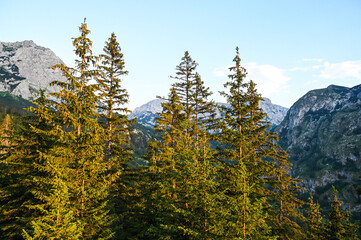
276;84;361;218
130;97;288;127
0;40;63;99
130;99;164;127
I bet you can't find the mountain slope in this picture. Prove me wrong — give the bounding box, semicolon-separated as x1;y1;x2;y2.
0;40;63;99
130;97;288;127
0;91;33;117
276;84;361;217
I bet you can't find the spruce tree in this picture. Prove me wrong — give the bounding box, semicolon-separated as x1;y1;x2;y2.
171;51;198;118
137;88;185;238
97;32;132;165
97;32;135;239
214;48;272;239
268;148;305;240
326;187;359;240
305;193;327;240
170;51;216;136
0;91;54;240
215;47;305;239
22;20;114;239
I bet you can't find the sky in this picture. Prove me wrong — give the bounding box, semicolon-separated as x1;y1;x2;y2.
1;0;361;110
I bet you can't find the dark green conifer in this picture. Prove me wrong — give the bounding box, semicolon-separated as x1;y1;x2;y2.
326;187;359;240
97;32;132;165
0;91;54;240
305;193;327;240
97;32;135;239
216;47;272;239
269;148;305;240
22;20;114;239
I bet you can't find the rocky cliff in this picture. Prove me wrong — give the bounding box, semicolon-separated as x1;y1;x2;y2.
0;40;63;99
277;84;361;216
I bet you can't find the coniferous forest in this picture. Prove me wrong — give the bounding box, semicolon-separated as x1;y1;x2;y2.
0;20;359;240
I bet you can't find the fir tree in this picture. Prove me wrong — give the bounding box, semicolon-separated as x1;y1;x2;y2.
268;148;305;240
147;88;186;238
97;32;132;165
216;47;305;239
97;32;135;239
326;187;359;240
171;51;198;118
216;47;273;239
0;91;54;240
22;19;114;239
191;73;217;140
305;193;327;240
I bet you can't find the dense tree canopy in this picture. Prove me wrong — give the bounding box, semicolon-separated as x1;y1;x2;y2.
0;22;359;240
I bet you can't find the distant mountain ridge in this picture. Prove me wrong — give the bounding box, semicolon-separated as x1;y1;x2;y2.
276;84;361;218
0;40;63;99
130;97;289;127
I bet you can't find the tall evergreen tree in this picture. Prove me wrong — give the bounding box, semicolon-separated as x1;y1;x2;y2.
171;51;216;135
305;193;327;240
268;148;305;240
215;47;306;239
216;47;273;239
326;187;359;240
171;51;198;118
97;32;132;165
145;88;186;238
97;32;135;239
0;91;54;240
22;20;114;239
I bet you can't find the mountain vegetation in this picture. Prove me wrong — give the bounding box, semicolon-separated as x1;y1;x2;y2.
0;21;359;239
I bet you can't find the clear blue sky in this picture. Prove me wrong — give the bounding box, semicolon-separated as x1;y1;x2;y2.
1;0;361;109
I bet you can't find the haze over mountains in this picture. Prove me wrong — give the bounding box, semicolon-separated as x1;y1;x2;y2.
1;40;360;219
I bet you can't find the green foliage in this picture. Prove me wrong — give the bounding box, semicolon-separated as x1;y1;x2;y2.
305;193;327;240
0;23;360;239
0;92;54;239
326;187;359;240
17;20;115;239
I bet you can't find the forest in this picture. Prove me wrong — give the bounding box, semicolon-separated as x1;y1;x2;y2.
0;20;359;240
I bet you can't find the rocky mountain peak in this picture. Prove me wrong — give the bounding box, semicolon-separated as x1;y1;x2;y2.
130;97;288;127
0;40;64;99
276;84;361;214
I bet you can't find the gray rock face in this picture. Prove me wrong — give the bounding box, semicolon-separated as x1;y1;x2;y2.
276;84;361;213
0;40;64;99
130;99;165;127
130;97;288;127
259;98;288;125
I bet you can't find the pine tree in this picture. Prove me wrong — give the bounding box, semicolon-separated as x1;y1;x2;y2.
22;19;114;239
305;193;327;240
97;32;132;165
215;47;306;239
97;32;135;239
216;47;273;239
326;187;359;240
191;73;217;140
171;51;198;118
269;148;305;240
0;91;54;240
171;51;216;135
